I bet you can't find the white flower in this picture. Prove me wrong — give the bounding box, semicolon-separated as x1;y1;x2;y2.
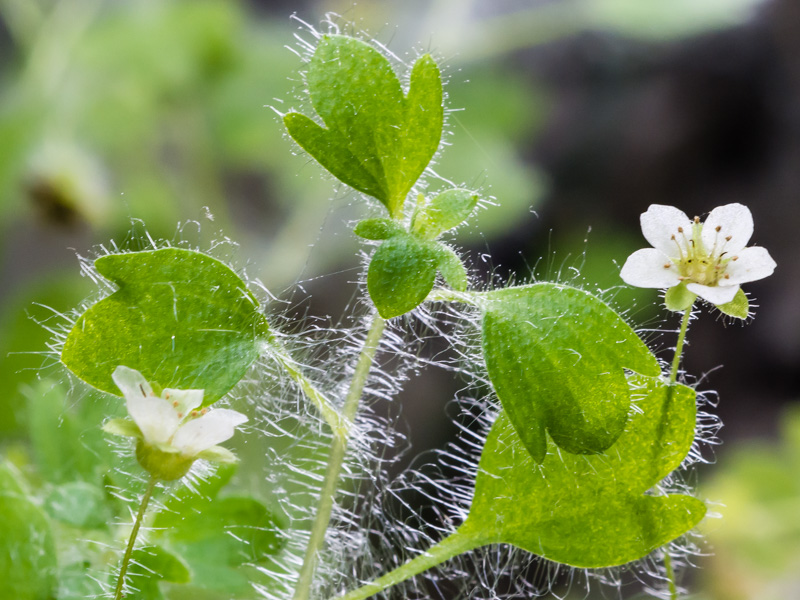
104;366;247;479
620;203;776;307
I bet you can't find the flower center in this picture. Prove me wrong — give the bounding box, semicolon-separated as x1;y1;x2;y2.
670;217;736;287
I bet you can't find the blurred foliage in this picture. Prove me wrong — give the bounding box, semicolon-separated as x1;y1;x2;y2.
700;404;800;600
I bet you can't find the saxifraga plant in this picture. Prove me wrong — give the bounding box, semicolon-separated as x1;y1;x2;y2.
45;19;776;600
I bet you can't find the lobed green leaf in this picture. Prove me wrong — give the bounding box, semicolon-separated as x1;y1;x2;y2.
61;248;269;405
481;283;660;462
284;35;443;217
461;377;705;567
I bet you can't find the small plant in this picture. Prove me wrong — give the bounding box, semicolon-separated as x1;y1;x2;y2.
7;19;776;600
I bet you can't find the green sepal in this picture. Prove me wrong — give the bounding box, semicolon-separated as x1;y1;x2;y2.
102;417;142;438
61;248;269;406
412;189;478;239
353;218;404;240
136;440;194;481
481;283;660;463
717;288;749;319
284;35;443;217
435;245;468;292
461;376;705;567
196;445;238;464
367;234;439;318
665;282;697;312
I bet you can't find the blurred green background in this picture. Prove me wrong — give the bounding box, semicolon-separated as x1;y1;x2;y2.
1;0;799;598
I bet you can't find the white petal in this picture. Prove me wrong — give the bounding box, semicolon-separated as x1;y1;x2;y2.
161;388;204;417
127;395;180;445
702;203;753;255
723;246;776;285
620;248;681;288
640;205;692;257
171;409;248;456
112;366;152;400
686;282;740;305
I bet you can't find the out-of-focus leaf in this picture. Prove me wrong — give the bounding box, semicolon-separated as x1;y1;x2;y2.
481;283;660;462
0;462;57;600
124;545;191;600
412;189;478;239
45;481;109;529
585;0;764;41
151;465;285;595
61;248;269;405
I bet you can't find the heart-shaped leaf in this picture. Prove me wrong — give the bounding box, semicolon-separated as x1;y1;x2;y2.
459;376;705;567
284;35;443;217
61;248;269;405
481;283;660;462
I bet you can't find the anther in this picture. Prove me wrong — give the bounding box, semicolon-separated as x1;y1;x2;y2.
663;264;671;269
177;413;184;419
139;384;147;397
732;256;739;261
725;235;731;242
677;227;683;233
172;400;179;408
693;216;700;223
715;225;721;232
724;274;730;279
165;392;170;400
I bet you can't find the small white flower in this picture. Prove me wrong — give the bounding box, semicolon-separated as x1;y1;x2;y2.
104;366;247;479
620;203;776;308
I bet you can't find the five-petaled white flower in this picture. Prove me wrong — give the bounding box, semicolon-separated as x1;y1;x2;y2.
104;366;248;480
620;203;776;308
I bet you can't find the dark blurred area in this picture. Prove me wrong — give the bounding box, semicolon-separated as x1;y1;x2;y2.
1;0;798;598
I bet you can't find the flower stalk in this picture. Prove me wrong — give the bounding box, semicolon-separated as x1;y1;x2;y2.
113;475;158;600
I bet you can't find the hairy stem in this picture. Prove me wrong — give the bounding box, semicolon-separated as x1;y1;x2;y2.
333;532;479;600
664;551;678;600
114;476;158;600
292;314;386;600
273;348;348;440
663;304;693;599
669;306;693;385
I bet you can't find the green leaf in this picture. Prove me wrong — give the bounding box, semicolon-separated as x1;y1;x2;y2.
125;546;191;600
435;245;468;292
717;288;749;319
284;35;443;217
665;282;696;312
367;234;439;318
481;283;660;462
61;248;269;405
412;189;478;239
353;218;404;240
45;481;110;529
459;377;705;567
0;462;57;600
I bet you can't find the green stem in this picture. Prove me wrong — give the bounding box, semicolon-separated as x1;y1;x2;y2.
114;476;158;600
662;303;693;599
333;531;479;600
426;287;481;306
663;551;678;600
292;314;386;600
272;348;348;441
669;306;693;385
